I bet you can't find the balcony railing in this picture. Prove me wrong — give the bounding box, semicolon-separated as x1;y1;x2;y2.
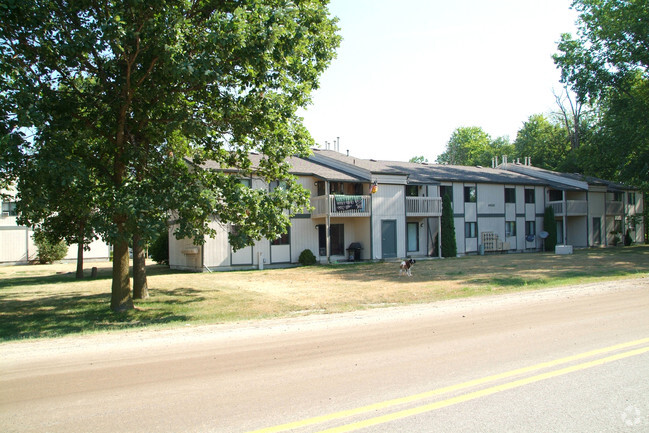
406;197;442;217
606;201;624;215
548;200;588;216
311;195;371;217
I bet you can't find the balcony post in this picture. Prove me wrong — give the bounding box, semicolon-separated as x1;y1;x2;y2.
325;181;330;262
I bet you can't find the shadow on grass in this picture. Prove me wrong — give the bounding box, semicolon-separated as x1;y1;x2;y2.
0;264;190;290
0;286;205;342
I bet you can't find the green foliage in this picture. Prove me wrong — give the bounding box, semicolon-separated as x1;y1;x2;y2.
436;127;513;166
409;156;428;163
298;249;317;266
1;1;340;310
33;230;68;264
149;229;170;266
441;194;457;258
514;114;570;171
543;206;558;252
554;0;649;103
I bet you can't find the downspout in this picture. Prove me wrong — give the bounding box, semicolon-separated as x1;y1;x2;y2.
563;190;568;245
325;180;330;263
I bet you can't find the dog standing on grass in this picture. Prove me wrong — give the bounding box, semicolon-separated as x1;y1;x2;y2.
399;258;416;277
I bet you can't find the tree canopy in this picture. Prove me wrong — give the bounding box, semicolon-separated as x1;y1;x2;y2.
1;0;340;311
436;126;513;167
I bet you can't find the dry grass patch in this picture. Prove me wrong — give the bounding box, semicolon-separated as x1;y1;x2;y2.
1;246;648;340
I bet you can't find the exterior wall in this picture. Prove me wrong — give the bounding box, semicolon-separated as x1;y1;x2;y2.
2;190;110;264
371;184;406;260
290;217;319;262
588;190;606;246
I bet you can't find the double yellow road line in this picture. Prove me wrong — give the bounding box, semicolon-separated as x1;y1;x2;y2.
245;337;649;433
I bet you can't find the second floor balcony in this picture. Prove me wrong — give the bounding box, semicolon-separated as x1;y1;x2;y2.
311;195;371;218
606;201;624;215
548;200;588;216
406;196;442;217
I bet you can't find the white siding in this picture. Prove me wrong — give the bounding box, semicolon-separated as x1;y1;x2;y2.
371;184;405;260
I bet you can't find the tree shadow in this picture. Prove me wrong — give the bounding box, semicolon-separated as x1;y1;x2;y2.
0;288;195;341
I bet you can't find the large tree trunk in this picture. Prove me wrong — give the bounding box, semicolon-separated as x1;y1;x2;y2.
133;233;149;299
75;234;84;279
111;228;133;312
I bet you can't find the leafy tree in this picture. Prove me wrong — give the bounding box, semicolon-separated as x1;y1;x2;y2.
542;206;558;252
1;1;340;311
554;0;649;103
440;194;457;258
514;114;570;171
436;127;513;166
409;156;428;163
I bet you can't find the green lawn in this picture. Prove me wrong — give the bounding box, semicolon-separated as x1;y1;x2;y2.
1;245;648;341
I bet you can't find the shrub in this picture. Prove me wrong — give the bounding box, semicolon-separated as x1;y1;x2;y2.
543;206;558;251
298;249;317;266
33;230;68;264
441;194;457;257
149;228;170;265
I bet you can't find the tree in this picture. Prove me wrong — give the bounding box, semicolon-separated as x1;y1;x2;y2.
440;194;457;258
554;0;649;103
409;156;428;163
436;127;513;166
33;229;68;264
543;206;558;252
514;114;570;171
1;1;340;311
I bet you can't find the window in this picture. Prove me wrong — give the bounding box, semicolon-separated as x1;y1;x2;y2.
628;192;636;205
524;189;535;204
330;182;344;195
407;222;419;252
464;186;476;203
525;221;536;236
406;185;419;197
316;181;325;196
465;222;477;238
270;180;287;191
271;231;289;246
440;185;453;202
239;178;251;188
505;188;516;204
1;201;17;217
548;190;563;202
613;191;623;202
613;219;622;234
318;224;344;256
505;221;516;237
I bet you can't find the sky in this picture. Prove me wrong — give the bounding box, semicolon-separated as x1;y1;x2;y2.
299;0;580;163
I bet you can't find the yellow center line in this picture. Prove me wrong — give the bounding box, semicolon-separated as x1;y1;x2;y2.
243;337;649;433
316;345;649;433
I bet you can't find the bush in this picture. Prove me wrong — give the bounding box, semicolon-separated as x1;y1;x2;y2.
149;228;170;265
33;230;68;264
298;249;317;266
543;206;558;251
441;194;457;257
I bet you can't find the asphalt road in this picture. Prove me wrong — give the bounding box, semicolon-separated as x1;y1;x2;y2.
1;278;648;433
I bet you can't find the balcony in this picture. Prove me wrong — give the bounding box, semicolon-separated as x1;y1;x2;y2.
606;201;624;215
548;200;588;216
311;195;371;218
406;197;442;217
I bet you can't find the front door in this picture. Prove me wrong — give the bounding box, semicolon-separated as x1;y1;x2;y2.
381;220;397;259
593;217;601;245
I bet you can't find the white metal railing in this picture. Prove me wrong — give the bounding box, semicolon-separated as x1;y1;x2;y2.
606;201;624;215
310;195;371;217
548;200;588;216
406;197;442;216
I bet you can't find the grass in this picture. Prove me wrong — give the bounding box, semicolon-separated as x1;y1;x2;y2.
1;245;648;341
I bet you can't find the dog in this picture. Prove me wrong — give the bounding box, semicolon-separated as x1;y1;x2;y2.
399;258;416;277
